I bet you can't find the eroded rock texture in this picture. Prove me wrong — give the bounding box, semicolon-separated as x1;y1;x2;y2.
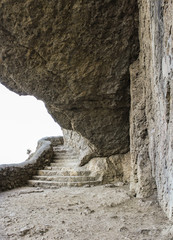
1;0;172;221
130;0;173;219
0;0;139;157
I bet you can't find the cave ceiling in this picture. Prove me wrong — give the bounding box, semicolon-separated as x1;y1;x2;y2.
0;0;139;155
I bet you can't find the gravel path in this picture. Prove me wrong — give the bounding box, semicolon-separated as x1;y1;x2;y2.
0;185;173;240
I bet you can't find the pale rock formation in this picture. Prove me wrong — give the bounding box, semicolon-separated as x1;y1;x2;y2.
130;0;173;219
85;152;131;184
0;0;173;220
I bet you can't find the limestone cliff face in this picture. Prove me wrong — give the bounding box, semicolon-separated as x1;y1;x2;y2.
0;0;139;157
130;0;173;219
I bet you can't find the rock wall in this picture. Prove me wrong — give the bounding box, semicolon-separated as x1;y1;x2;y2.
0;138;54;191
130;0;173;219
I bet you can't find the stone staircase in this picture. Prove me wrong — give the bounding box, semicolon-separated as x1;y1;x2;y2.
28;146;101;188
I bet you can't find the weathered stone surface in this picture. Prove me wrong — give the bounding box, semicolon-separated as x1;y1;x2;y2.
28;144;102;188
0;0;139;156
130;59;156;198
85;153;131;184
0;137;62;191
63;129;97;166
85;157;121;184
0;0;173;222
41;136;64;147
130;0;173;219
121;152;131;183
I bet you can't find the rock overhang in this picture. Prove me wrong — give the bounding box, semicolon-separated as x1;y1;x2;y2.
0;0;139;155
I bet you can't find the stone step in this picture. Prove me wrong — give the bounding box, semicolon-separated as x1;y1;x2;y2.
53;152;77;154
28;146;101;189
53;151;76;154
53;147;67;150
53;149;74;153
53;156;78;159
44;166;77;171
53;153;78;157
32;175;96;182
38;169;92;176
53;157;78;160
50;162;77;167
28;180;101;188
53;160;78;164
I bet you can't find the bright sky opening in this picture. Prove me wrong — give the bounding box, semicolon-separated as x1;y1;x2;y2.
0;83;62;165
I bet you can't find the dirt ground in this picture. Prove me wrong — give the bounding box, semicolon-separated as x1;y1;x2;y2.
0;184;173;240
